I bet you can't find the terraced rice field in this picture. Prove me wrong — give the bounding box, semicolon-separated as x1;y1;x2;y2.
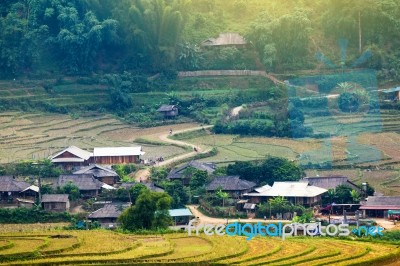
0;231;399;265
0;112;189;163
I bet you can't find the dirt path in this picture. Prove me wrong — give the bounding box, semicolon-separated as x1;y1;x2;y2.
133;168;151;182
187;205;286;224
134;125;213;181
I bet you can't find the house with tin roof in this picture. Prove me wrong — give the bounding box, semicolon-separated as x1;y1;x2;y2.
245;181;327;207
50;146;92;169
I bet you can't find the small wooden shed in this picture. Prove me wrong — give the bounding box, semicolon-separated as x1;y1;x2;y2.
157;105;179;118
41;194;70;212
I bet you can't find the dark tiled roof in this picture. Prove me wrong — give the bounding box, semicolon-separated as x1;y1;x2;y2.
168;161;216;180
74;164;119;178
157;105;177;112
58;174;103;191
206;176;256;191
0;176;31;192
302;176;360;191
119;182;164;193
42;194;69;203
363;196;400;207
88;204;129;219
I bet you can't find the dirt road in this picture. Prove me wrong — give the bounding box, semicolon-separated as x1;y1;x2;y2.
187;205;286;224
133;125;213;181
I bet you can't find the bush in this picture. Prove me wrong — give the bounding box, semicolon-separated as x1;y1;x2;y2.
0;208;72;223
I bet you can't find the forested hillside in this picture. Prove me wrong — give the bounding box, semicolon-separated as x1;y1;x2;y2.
1;0;400;82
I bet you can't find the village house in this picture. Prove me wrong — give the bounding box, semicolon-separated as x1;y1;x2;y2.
206;176;256;198
41;194;70;212
74;164;119;185
57;174;105;198
88;203;129;228
201;33;247;47
360;196;400;218
167;161;216;185
51;146;145;168
0;176;38;204
245;181;327;207
92;147;145;164
301;175;361;192
157;105;179;118
50;146;92;169
169;208;194;228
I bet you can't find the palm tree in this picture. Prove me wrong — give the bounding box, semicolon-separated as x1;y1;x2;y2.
350;189;361;203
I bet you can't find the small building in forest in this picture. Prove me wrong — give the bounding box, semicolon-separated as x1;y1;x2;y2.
157;105;179;118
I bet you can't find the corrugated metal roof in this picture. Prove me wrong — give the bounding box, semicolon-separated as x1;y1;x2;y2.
51;146;92;160
93;147;145;157
21;185;39;193
157;105;177;112
246;182;327;197
74;164;119;178
169;208;193;217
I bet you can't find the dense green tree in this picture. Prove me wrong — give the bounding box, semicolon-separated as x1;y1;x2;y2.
226;156;303;184
189;170;208;189
118;190;172;230
57;181;80;201
163;180;189;208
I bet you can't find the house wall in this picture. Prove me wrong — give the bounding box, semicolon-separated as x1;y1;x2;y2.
43;202;67;212
99;176;117;185
94;156;139;164
81;190;99;198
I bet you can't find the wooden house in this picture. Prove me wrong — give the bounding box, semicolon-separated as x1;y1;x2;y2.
0;176;38;204
92;147;145;164
41;194;70;212
157;105;179;118
88;203;130;228
50;146;92;170
206;176;256;198
74;164;119;185
201;33;247;47
167;161;216;185
244;181;327;207
360;196;400;218
57;174;104;198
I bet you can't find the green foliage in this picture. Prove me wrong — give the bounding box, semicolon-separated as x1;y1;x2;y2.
57;182;80;201
0;207;72;223
334;185;354;204
292;210;313;223
162;180;189;208
0;160;62;177
226;156;304;184
118;190;172;230
338;92;362;112
189;170;208;189
112;164;137;182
